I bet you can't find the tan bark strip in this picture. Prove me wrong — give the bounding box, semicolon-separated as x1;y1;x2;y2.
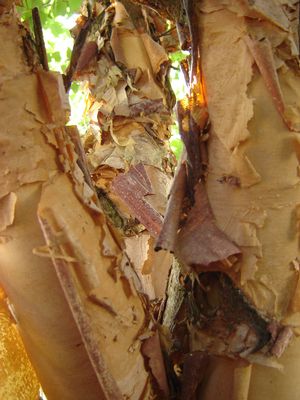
244;35;291;130
39;215;123;400
155;162;187;252
0;192;17;233
175;183;240;268
270;326;294;358
141;332;169;397
112;167;163;238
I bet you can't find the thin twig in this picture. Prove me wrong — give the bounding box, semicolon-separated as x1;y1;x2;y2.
32;7;49;71
155;26;176;39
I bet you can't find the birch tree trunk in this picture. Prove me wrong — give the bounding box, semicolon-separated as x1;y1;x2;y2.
156;1;300;399
199;2;300;399
0;2;171;399
2;0;300;399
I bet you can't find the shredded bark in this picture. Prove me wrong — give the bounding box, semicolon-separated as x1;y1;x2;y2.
180;352;209;400
141;332;170;397
270;326;294;358
244;36;288;128
75;41;98;74
155;162;187;252
64;12;95;91
131;0;182;21
112;164;163;238
129;98;167;117
172;272;273;358
175;183;240;267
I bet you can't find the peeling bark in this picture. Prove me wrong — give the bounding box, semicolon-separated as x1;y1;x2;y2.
0;3;162;399
2;0;300;399
159;0;300;399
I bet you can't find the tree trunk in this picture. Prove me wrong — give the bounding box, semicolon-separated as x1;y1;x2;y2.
159;1;300;399
2;0;300;399
0;2;171;399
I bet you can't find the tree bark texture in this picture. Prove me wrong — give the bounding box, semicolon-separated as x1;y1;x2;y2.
2;0;300;399
160;1;300;399
0;3;170;399
71;0;175;303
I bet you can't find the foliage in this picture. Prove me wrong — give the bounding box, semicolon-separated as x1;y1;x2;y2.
19;0;82;25
168;50;188;159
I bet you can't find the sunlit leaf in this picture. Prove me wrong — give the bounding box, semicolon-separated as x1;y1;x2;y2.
170;138;183;159
169;50;188;63
68;0;82;13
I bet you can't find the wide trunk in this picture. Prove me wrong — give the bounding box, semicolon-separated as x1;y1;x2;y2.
159;1;300;399
0;2;169;399
2;0;300;399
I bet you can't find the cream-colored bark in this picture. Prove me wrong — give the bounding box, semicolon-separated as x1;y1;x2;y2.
194;1;300;398
0;4;161;399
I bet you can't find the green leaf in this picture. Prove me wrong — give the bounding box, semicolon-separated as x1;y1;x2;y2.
45;19;65;35
170;138;183;160
170;50;188;63
51;0;68;17
68;0;82;13
70;81;79;94
50;51;61;62
67;47;72;58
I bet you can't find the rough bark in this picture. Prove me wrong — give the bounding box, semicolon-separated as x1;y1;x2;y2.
3;0;300;399
157;0;300;399
70;0;176;308
68;1;180;395
0;3;165;399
